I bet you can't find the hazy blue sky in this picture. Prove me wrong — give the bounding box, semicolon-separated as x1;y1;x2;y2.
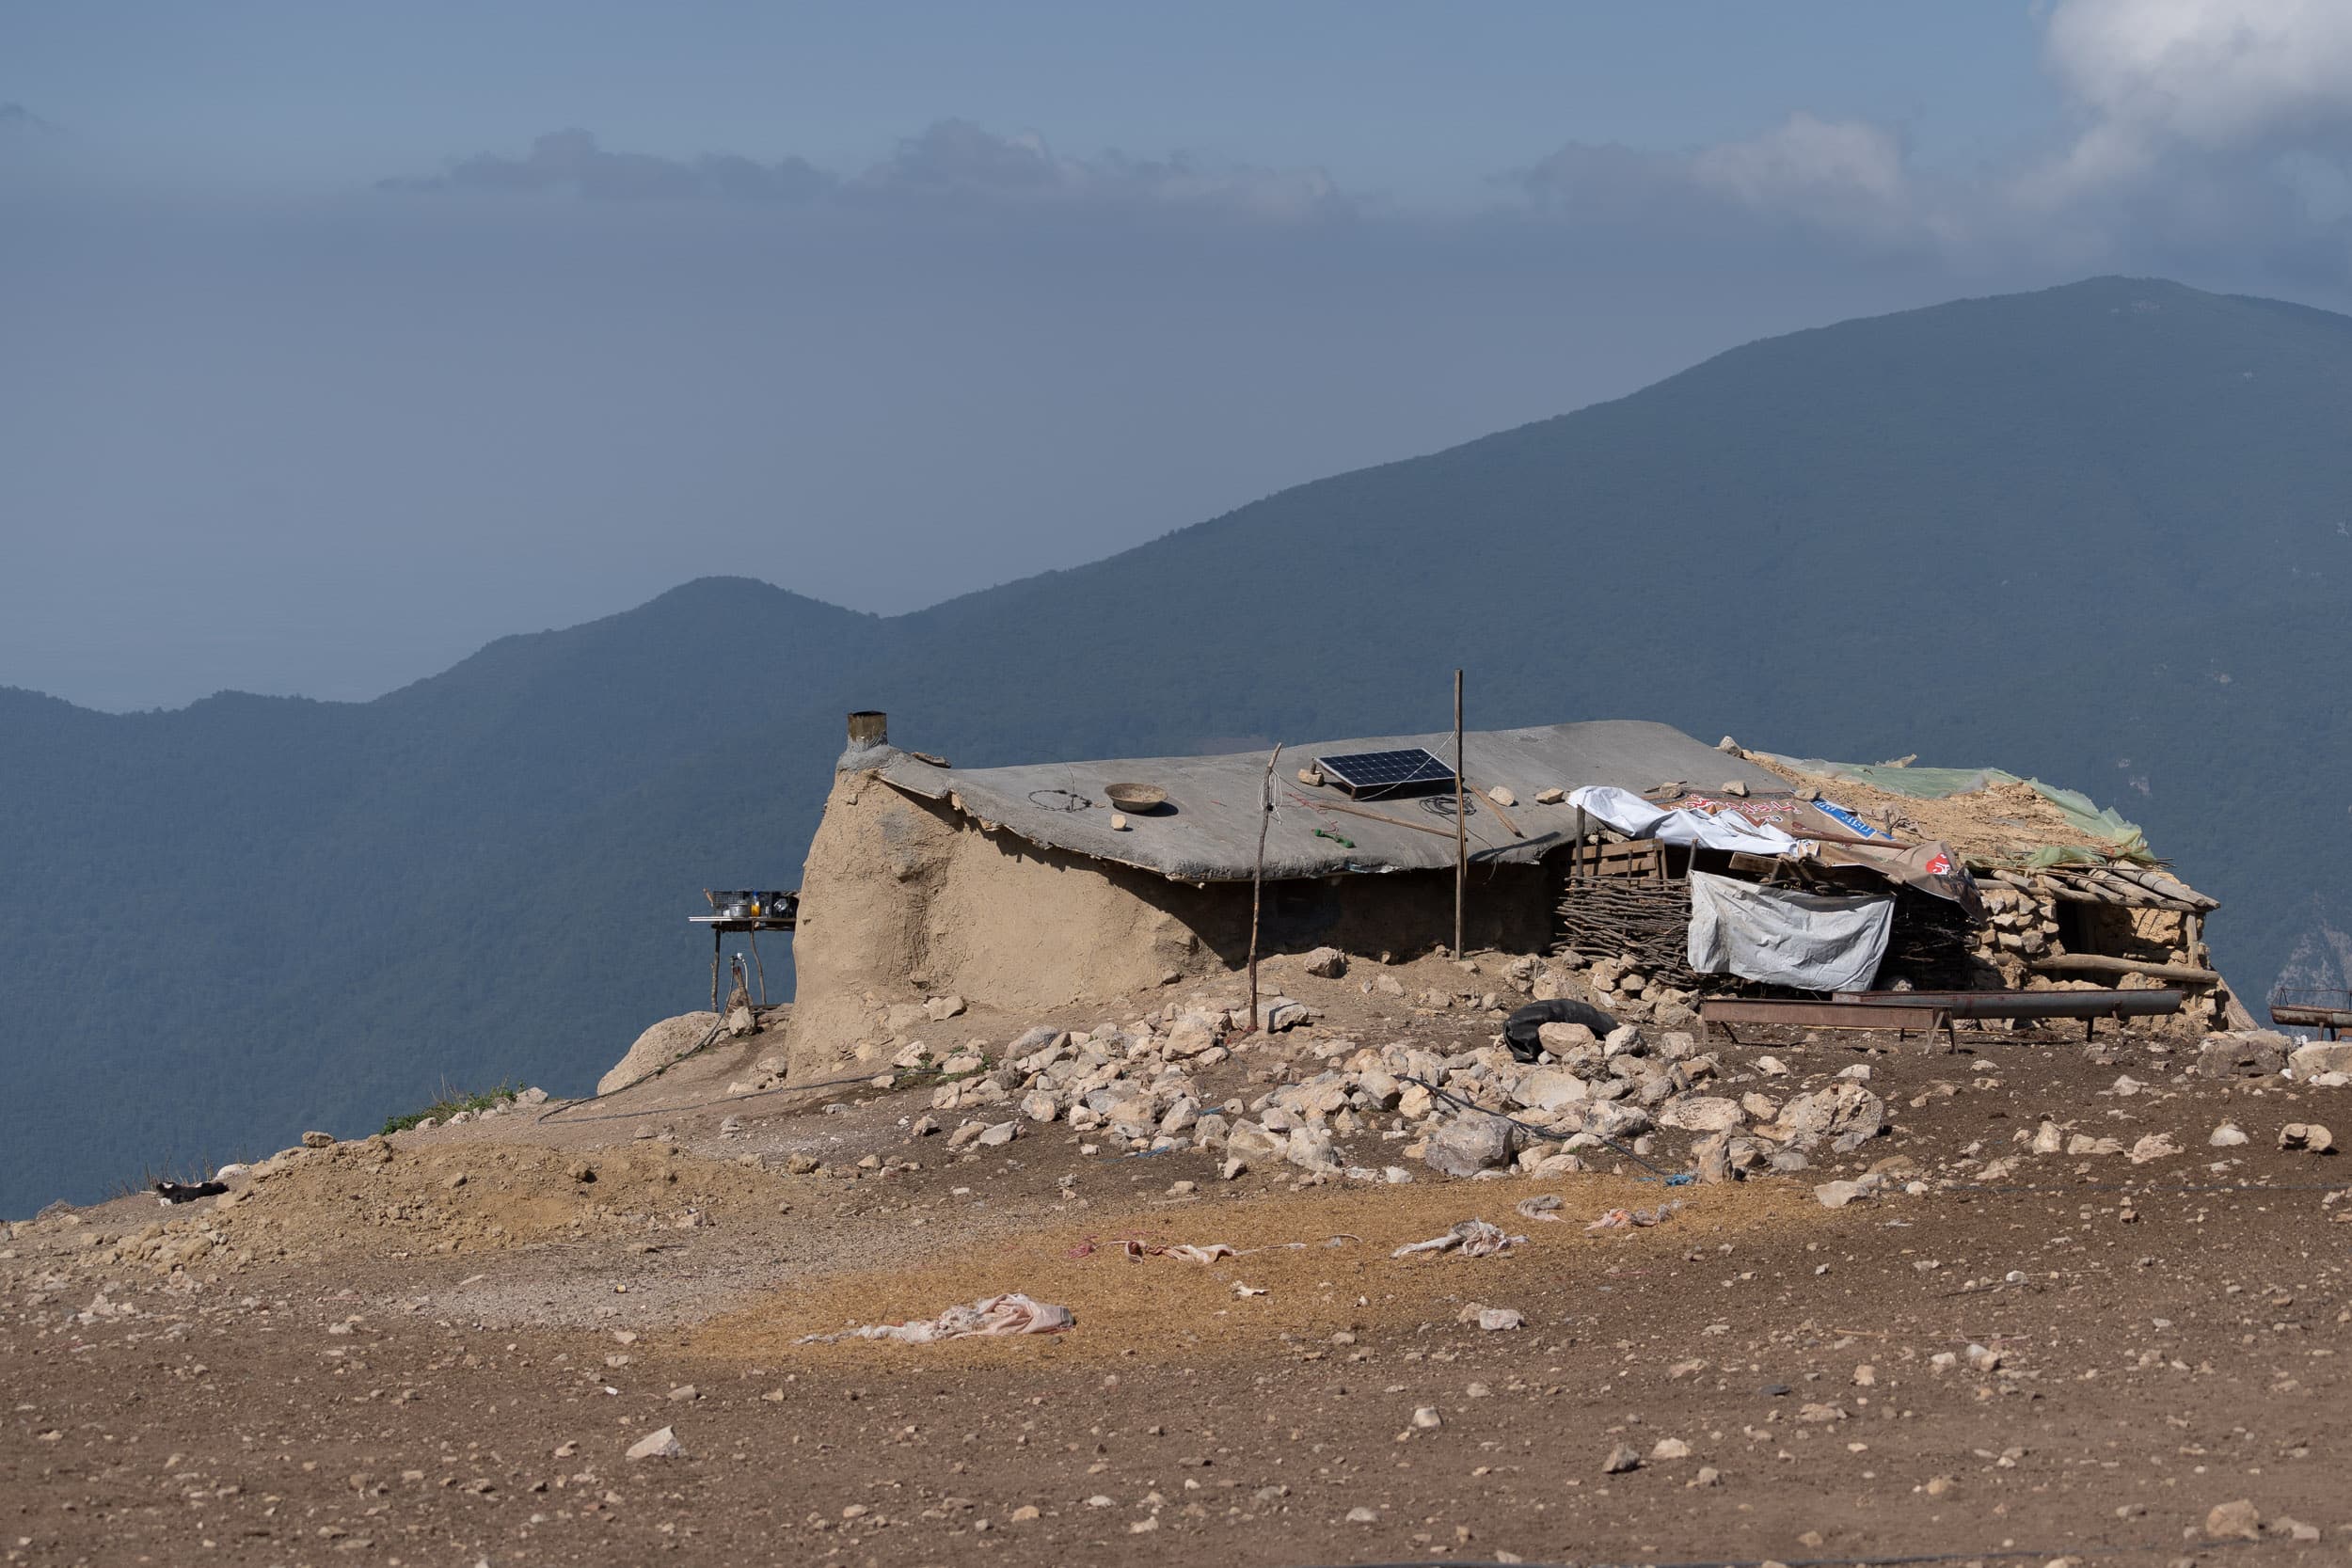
8;2;2352;708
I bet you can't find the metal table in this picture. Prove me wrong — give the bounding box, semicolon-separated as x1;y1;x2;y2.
1703;987;2185;1051
2271;990;2352;1040
691;909;796;1009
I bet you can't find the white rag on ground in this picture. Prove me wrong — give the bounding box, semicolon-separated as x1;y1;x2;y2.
1686;870;1893;991
799;1292;1075;1344
1391;1218;1526;1259
1566;785;1816;858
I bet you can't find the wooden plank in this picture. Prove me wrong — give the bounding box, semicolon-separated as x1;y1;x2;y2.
2030;953;2220;985
1309;795;1457;840
1701;998;1947;1034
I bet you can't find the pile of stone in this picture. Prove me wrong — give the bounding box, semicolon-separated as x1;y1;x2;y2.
1972;881;2059;974
907;999;1884;1187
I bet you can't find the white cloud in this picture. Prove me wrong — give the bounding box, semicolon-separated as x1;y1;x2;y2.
381;119;1349;224
857;119;1348;220
2031;0;2352;200
1514;2;2352;284
1690;113;1916;237
1517;113;1929;251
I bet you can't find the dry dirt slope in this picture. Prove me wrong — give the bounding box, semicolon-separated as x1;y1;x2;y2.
7;953;2352;1566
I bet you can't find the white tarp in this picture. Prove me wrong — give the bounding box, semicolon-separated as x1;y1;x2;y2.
1686;871;1892;991
1566;785;1817;858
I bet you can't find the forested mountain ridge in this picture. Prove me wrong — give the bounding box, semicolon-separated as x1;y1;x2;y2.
8;275;2351;1212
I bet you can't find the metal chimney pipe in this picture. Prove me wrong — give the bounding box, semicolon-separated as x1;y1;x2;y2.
847;710;888;748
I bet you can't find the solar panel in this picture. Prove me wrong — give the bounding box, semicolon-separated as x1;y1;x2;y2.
1315;747;1457;799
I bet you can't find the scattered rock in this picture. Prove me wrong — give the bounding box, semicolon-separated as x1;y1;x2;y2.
924;994;968;1022
1302;946;1348;979
2289;1040;2352;1078
1650;1437;1692;1461
300;1131;334;1148
1225;1121;1286;1164
1486;785;1518;808
2203;1499;2261;1541
1661;1095;1744;1133
627;1426;685;1461
1603;1443;1643;1474
1512;1068;1589;1114
1256;997;1311;1032
2280;1122;2336;1153
1423;1113;1513;1178
2208;1123;2249;1148
1813;1180;1867;1210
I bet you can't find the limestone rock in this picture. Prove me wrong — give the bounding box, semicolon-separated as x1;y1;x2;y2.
1582;1101;1652;1140
1256;997;1311;1032
2208;1122;2249;1148
1302;947;1347;978
627;1426;685;1461
598;1012;725;1095
1422;1113;1512;1177
1814;1179;1867;1210
1511;1068;1589;1114
1285;1125;1340;1173
1163;1017;1221;1058
924;994;967;1022
1661;1095;1744;1133
1536;1022;1597;1053
2290;1040;2352;1078
2280;1122;2336;1153
1007;1025;1063;1056
2203;1499;2261;1541
1225;1120;1286;1163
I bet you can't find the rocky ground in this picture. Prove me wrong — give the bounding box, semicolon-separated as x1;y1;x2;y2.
8;947;2352;1568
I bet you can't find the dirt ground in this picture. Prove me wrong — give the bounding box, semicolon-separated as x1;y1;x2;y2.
7;952;2351;1568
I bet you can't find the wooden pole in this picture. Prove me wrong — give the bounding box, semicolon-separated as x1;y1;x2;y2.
1297;795;1455;838
1246;742;1284;1036
1454;669;1466;960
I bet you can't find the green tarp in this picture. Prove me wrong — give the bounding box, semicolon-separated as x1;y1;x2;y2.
1757;756;2152;866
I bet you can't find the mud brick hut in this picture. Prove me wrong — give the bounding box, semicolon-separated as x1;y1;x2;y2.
782;713;2237;1075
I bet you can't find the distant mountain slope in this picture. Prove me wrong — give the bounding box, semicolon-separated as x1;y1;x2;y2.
8;275;2352;1212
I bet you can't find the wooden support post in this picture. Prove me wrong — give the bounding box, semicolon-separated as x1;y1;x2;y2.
1454;669;1466;960
747;928;768;1006
1246;744;1284;1036
710;927;722;1011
